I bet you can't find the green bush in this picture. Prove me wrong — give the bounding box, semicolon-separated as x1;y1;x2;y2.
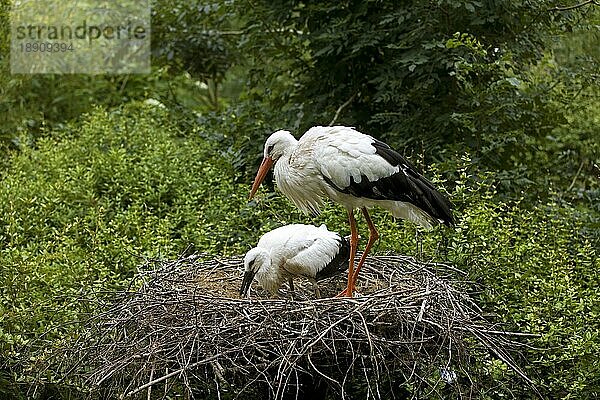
0;104;263;386
452;198;598;397
434;162;598;398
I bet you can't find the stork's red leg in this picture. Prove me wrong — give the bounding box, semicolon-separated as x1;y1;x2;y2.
350;207;379;287
336;209;359;297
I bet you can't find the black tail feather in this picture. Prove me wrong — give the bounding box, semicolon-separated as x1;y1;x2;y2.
370;140;455;226
409;173;454;227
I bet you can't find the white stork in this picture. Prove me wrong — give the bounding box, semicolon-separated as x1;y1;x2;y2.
239;223;350;298
249;126;454;297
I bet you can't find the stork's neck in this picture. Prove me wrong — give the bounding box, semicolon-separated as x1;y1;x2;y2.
273;135;326;215
255;250;286;294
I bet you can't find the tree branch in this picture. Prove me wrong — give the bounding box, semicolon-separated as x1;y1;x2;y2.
328;93;357;126
548;0;600;12
568;159;586;191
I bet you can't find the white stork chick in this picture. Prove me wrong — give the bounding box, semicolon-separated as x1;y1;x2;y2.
249;126;454;297
239;224;350;298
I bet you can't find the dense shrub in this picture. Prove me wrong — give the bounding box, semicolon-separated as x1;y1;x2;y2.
0;104;250;367
448;178;599;398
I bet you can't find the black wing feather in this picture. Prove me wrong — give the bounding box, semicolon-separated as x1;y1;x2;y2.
324;140;454;226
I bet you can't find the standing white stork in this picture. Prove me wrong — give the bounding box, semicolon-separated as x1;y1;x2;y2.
239;223;350;298
249;126;454;297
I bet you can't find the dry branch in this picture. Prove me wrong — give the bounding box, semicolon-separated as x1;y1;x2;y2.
52;253;536;399
548;0;599;11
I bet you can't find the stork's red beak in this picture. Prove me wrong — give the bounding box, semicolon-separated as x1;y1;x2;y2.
249;156;274;199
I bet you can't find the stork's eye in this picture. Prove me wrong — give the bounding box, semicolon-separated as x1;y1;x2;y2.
267;144;274;155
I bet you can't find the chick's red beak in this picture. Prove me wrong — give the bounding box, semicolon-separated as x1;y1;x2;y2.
249;156;274;199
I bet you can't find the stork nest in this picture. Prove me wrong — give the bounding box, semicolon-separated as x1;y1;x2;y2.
58;253;535;399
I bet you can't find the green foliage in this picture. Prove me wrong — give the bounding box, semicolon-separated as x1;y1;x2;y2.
450;191;599;398
151;0;238;81
0;0;240;154
237;0;567;135
0;104;259;387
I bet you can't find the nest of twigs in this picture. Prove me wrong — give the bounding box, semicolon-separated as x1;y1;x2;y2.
60;253;534;399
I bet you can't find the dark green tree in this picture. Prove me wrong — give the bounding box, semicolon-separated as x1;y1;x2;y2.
236;1;598;181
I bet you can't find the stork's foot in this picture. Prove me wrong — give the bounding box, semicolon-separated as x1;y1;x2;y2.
335;286;359;298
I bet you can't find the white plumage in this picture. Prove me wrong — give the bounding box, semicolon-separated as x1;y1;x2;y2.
239;224;349;297
249;126;454;297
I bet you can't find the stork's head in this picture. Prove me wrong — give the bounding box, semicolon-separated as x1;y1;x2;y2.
239;247;271;297
249;130;297;199
263;130;296;161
